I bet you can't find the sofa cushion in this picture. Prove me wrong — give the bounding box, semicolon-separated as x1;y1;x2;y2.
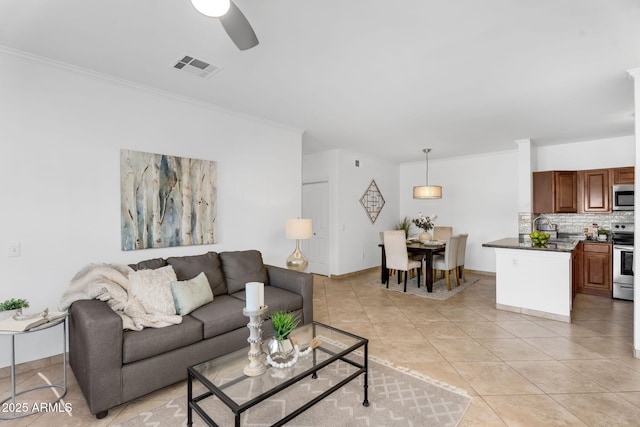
122;315;202;364
129;265;177;315
189;294;247;339
166;252;227;296
171;272;214;315
219;250;269;294
128;257;167;271
230;286;303;319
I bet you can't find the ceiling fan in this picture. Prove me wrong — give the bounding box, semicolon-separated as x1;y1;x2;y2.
190;0;259;50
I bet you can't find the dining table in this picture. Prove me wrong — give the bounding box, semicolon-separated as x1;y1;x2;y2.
379;241;446;292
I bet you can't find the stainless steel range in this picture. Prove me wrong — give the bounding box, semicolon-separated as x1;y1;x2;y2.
611;222;634;301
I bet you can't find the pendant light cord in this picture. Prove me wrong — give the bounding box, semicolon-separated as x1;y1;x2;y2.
423;148;430;186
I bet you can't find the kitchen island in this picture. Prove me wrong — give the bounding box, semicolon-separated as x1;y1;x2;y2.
483;237;579;323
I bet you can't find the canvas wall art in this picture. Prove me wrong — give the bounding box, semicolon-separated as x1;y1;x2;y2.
120;149;217;250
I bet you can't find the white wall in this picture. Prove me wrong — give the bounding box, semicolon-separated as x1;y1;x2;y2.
535;136;635;170
303;149;399;276
400;150;519;273
0;51;303;367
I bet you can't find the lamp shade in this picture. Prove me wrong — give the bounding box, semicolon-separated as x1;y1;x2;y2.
413;185;442;199
285;219;313;240
190;0;230;17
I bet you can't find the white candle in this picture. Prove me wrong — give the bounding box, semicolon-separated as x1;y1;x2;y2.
258;283;264;308
246;282;261;311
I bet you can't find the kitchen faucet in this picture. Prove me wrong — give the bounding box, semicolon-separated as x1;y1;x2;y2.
532;214;557;231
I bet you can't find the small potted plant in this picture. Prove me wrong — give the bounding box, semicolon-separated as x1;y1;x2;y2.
396;216;411;238
597;228;610;241
268;310;300;364
0;298;29;320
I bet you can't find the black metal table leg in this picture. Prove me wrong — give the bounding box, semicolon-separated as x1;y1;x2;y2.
187;373;193;426
363;341;369;407
312;323;318;379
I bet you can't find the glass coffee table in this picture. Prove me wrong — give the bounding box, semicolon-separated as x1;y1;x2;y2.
187;322;369;427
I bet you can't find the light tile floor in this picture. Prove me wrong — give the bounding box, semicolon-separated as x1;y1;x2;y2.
2;270;638;426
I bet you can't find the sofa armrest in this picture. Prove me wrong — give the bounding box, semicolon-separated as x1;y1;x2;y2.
69;300;124;415
266;265;313;325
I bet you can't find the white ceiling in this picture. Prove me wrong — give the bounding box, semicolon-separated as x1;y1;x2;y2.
1;0;639;163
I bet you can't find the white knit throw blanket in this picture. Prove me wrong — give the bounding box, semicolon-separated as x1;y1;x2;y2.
59;263;182;331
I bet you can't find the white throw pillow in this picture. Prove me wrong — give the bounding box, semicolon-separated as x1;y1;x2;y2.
129;265;178;315
170;272;214;315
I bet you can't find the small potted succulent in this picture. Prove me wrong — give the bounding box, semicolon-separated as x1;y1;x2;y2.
0;298;29;320
268;310;300;364
597;228;610;241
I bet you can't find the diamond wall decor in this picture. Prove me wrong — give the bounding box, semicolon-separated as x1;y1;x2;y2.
360;179;385;224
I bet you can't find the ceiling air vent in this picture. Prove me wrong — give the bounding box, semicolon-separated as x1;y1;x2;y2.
173;55;221;79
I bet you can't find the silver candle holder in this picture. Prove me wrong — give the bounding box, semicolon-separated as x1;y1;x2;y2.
242;305;268;376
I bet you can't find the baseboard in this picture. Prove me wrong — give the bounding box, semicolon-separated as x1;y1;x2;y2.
467;269;495;277
329;266;379;280
0;352;67;379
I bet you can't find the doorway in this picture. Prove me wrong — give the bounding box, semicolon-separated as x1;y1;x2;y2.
302;181;330;276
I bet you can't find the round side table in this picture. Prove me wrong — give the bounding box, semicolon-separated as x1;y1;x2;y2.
0;314;68;420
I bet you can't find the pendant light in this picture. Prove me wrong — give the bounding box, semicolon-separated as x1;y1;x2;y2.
413;148;442;199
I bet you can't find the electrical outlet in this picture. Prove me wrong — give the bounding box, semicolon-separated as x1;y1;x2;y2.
8;244;20;257
512;258;518;266
361;252;365;259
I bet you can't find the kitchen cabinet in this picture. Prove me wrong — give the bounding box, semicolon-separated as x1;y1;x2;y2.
533;171;577;213
577;242;612;297
612;166;634;185
578;169;610;213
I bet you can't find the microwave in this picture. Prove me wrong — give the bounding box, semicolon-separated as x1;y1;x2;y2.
613;184;634;211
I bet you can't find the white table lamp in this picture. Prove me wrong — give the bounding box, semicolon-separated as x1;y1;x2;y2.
285;218;312;271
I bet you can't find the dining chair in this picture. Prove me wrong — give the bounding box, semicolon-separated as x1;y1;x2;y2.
380;231;400;280
383;230;422;292
456;233;469;283
433;226;453;241
432;235;460;291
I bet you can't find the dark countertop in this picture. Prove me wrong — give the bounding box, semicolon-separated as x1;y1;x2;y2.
581;239;613;245
482;237;579;253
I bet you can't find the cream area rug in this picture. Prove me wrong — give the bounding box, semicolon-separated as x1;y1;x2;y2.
114;356;471;427
371;273;480;301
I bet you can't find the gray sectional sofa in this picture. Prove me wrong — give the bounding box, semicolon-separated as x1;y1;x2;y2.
68;250;313;418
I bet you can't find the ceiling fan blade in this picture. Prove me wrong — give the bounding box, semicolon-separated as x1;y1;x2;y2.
219;1;259;50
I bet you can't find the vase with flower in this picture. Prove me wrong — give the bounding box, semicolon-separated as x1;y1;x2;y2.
413;213;437;243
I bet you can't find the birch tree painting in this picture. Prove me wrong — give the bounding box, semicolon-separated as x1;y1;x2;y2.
120;150;217;250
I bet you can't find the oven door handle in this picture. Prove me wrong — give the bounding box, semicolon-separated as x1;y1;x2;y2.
614;245;634;251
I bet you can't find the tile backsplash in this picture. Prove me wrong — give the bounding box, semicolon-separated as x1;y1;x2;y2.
519;211;635;235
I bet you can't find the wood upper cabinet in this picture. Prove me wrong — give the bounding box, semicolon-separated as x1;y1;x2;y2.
533;171;577;213
612;166;634;185
578;242;612;297
578;169;610;213
534;166;632;214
